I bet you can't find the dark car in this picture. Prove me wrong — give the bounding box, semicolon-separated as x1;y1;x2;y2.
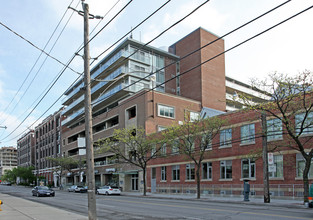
32;186;55;197
75;185;87;193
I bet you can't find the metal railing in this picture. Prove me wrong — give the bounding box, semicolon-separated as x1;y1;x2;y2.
155;183;304;199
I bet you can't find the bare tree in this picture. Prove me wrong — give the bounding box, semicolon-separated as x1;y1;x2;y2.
97;126;166;196
162;116;226;199
235;71;313;202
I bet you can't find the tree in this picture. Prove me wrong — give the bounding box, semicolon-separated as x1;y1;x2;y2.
47;156;83;189
236;71;313;202
1;167;36;185
97;127;166;196
162;115;226;199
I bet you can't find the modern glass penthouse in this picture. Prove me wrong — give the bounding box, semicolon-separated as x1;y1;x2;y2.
61;38;179;129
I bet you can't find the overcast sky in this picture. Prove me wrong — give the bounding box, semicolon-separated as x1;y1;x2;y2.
0;0;312;147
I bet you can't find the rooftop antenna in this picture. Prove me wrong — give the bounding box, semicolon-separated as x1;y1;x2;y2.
130;27;133;39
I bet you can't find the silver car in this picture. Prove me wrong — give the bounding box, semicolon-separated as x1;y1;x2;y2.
96;186;121;195
68;185;78;192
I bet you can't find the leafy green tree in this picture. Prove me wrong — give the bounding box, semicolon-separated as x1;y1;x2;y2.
235;71;313;202
47;156;83;189
97;127;166;196
162;116;225;199
2;167;35;185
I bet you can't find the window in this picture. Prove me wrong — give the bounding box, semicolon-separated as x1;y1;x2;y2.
158;104;175;118
202;162;212;180
220;128;232;147
267;118;282;141
186;163;195;180
158;126;167;132
161;166;167;181
269;155;283;178
186;136;195;152
126;106;136;119
160;143;166;156
201;134;212;150
241;159;255;179
295;112;313;135
220;160;232;179
241;124;255;144
190;111;200;122
296;154;313;178
151;145;156;158
172;165;180;181
171;140;180;154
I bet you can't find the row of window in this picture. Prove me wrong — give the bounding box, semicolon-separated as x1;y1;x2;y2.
157;112;313;151
157;154;311;182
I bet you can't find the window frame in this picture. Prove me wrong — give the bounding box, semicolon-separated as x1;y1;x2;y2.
220;128;232;148
295;112;313;135
267;118;283;141
240;124;255;145
161;166;167;181
158;104;175;119
202;162;212;180
241;158;256;179
172;165;180;181
220;160;232;180
186;163;195;181
269;155;284;179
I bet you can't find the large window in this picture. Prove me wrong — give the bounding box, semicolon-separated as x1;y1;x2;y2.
161;166;167;181
220;128;232;147
295;112;313;135
160;143;167;156
186;163;195;180
172;165;180;181
201;134;212;150
269;155;283;178
220;160;232;179
190;111;200;122
158;104;175;119
241;159;255;179
241;124;255;144
267;118;282;141
202;162;212;180
296;154;313;178
171;140;180;154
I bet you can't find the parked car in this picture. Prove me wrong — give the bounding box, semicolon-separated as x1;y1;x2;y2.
32;186;55;197
68;185;78;192
75;185;87;193
96;186;121;195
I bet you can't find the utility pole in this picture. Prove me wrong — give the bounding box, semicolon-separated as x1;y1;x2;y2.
261;112;270;203
83;2;97;219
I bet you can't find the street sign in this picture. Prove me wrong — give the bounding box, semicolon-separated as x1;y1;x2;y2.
269;164;276;172
268;153;274;165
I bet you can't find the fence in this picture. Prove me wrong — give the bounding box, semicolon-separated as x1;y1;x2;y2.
156;183;304;199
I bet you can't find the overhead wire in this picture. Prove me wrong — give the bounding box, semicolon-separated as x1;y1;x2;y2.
0;0;81;127
0;0;133;142
0;0;76;122
2;1;307;144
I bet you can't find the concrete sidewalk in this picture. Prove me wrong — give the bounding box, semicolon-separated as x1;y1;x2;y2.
0;193;87;220
121;191;306;209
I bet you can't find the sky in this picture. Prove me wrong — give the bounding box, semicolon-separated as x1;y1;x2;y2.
0;0;313;148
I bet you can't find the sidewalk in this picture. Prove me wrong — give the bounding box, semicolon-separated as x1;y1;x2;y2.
120;191;306;209
0;193;87;220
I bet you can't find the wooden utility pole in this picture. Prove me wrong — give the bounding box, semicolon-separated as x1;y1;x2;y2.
261;112;270;203
83;3;97;219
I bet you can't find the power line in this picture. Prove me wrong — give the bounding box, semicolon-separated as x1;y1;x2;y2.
92;0;293;108
0;0;81;127
0;21;81;75
0;0;133;142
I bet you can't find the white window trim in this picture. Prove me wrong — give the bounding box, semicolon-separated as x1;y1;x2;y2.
158;104;175;119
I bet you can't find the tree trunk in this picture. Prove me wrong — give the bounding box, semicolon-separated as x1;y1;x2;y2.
143;168;147;196
196;165;201;199
303;158;311;203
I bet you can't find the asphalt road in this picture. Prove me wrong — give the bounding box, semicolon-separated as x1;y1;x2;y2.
0;185;313;220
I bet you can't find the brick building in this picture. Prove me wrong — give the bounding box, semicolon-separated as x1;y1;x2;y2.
34;109;62;186
146;104;313;197
17;130;35;168
60;27;269;192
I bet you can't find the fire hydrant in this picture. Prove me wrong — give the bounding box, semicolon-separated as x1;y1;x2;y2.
0;200;3;211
